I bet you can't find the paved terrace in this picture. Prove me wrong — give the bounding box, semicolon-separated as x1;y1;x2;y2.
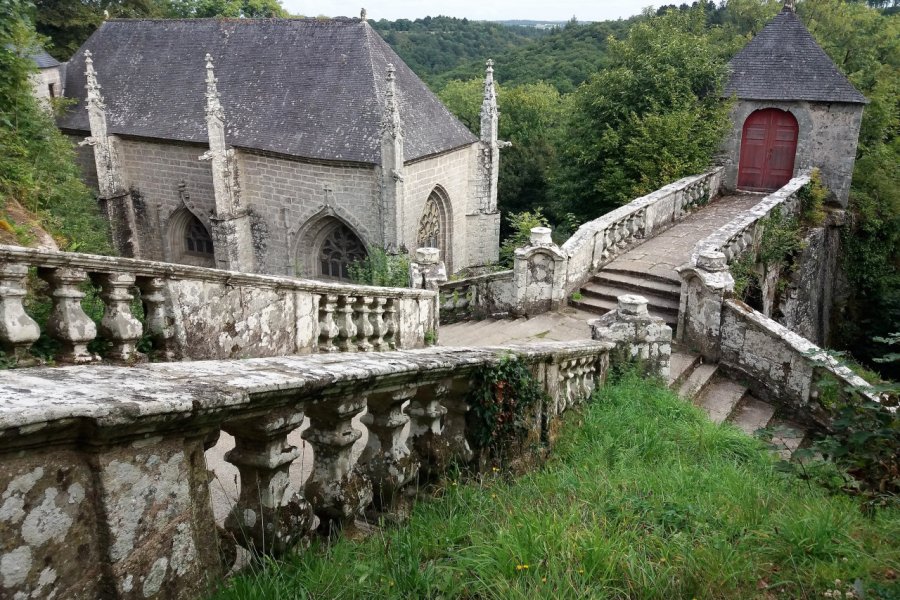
441;194;761;346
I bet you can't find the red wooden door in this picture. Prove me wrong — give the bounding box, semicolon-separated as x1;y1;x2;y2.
737;109;798;192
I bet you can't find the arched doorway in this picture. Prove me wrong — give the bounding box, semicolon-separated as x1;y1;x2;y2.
737;108;799;192
315;220;367;281
168;208;215;268
417;186;451;270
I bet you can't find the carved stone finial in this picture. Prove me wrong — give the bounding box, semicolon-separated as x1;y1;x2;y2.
84;50;104;109
382;63;402;137
481;58;497;115
204;53;224;121
360;7;367;19
783;0;795;11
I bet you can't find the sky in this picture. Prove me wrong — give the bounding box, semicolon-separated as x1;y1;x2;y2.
281;0;658;22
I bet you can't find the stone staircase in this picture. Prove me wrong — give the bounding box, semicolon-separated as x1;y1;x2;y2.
669;346;808;459
570;268;681;327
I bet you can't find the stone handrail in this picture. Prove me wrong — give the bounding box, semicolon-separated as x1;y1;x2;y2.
438;269;514;324
721;299;880;423
689;173;810;265
0;244;437;365
0;340;612;598
561;167;724;292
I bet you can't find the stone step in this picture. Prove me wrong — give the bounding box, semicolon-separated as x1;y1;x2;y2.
766;419;807;461
570;296;678;326
581;281;680;312
668;347;701;387
695;376;748;424
592;270;681;299
729;397;776;436
601;267;679;288
677;363;718;399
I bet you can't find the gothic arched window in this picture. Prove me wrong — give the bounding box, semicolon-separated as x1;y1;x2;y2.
319;223;366;280
185;217;215;258
168;208;215;268
418;196;442;249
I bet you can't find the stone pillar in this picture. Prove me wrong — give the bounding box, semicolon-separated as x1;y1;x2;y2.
409;247;448;291
0;263;41;364
675;250;734;362
466;59;505;266
591;294;672;380
379;64;405;251
38;267;97;363
513;227;567;316
81;51;140;258
199;54;256;273
93;272;144;363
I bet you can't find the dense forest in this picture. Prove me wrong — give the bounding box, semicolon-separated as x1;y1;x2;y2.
1;0;897;375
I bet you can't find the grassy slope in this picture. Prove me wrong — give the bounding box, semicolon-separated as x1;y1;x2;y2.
211;375;900;599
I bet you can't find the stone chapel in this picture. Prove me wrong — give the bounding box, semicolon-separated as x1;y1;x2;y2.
58;17;503;279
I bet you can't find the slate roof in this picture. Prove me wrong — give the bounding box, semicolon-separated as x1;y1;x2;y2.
58;18;477;164
724;8;867;105
30;48;60;69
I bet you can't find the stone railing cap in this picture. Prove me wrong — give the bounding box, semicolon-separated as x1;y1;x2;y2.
617;294;649;316
414;247;440;264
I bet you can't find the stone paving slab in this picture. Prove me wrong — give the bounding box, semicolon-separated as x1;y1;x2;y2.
605;194;763;282
440;308;597;347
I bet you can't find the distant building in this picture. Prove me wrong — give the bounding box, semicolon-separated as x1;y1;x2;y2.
721;3;867;205
59;18;503;278
14;46;63;104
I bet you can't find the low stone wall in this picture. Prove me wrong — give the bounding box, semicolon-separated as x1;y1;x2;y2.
0;244;436;365
0;340;613;599
720;299;875;424
438;270;514;324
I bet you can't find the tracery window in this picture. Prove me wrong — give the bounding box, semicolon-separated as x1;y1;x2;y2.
319;223;366;280
185;217;214;257
417;196;442;249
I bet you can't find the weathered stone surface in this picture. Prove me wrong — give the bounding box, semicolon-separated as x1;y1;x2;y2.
591;295;672;380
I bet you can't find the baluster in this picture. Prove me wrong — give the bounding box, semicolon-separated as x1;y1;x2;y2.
93;272;144;362
407;380;451;480
559;359;574;411
354;295;374;352
136;276;178;360
38;267;97;363
335;295;357;352
302;394;373;530
222;409;317;555
317;294;339;353
383;299;397;349
635;209;646;239
0;263;41;364
370;297;387;351
601;227;612;262
442;379;474;464
361;385;419;512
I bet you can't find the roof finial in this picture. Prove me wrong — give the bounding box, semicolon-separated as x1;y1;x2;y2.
783;0;795;12
383;63;402;137
482;59;496;110
360;7;367;20
205;53;224;121
84;50;105;109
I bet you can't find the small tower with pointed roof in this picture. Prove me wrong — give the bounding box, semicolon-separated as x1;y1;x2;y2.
721;2;866;205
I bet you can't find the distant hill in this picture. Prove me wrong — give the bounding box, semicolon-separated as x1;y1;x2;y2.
492;20;569;29
369;16;548;86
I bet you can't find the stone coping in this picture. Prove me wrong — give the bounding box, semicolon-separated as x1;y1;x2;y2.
688;174;811;264
0;341;613;435
561;167;723;254
0;244;434;300
440;269;514;289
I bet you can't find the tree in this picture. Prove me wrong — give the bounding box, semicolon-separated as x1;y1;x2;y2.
164;0;287;19
553;3;731;218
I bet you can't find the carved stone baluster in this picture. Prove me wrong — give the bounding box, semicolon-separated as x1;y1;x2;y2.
223;408;317;555
93;272;144;362
617;218;629;250
361;385;419;512
136;276;178;360
370;297;387;351
317;294;339;353
302;394;373;530
442;379;474;464
38;267;97;363
354;295;374;352
0;263;41;364
601;227;612;262
560;359;576;411
407;380;451;480
383;299;398;349
335;295;357;352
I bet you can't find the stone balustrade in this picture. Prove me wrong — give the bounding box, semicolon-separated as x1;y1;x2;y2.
0;340;611;599
438;270;514;324
561;167;723;293
0;244;436;365
689;173;810;265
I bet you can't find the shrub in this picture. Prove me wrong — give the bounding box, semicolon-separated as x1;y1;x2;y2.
348;247;410;288
499;208;549;267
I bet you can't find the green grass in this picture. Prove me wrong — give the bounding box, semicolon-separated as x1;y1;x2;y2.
210;375;900;600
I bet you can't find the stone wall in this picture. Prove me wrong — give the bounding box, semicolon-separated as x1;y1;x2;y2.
439;270;514;324
29;66;62;105
0;340;612;599
721;100;863;206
